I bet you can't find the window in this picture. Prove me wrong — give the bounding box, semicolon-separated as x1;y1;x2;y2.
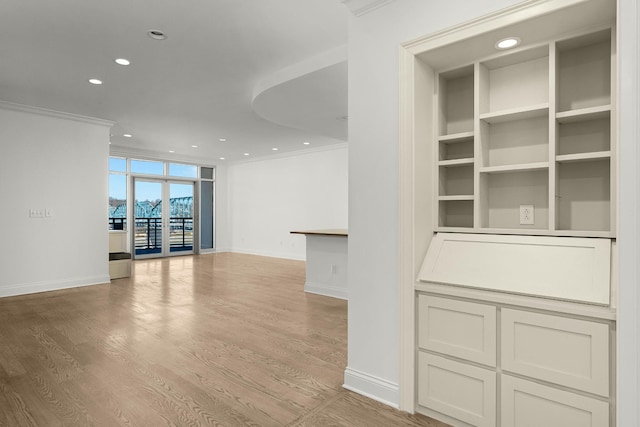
130;159;163;175
109;157;126;172
109;173;127;230
169;163;197;178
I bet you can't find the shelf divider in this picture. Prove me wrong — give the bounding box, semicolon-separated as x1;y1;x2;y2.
479;162;549;174
556;105;611;123
438;131;474;143
479;103;549;124
438;158;474;167
439;195;474;201
556;151;611;163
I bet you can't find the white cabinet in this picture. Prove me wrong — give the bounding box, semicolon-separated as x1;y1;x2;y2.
418;295;496;366
501;375;610;427
501;309;610;397
435;28;615;237
416;294;613;427
418;352;496;427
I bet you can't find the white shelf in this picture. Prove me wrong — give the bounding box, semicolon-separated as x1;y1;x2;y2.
439;195;474;201
433;28;614;237
439;131;474;143
438;158;474;167
479;162;549;174
556;105;611;124
480;104;549;124
556;151;611;163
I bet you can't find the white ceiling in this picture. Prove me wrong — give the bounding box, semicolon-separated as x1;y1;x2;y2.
0;0;348;162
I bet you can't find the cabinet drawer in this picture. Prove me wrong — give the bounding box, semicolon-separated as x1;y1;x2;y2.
501;375;609;427
418;352;496;427
418;294;497;366
501;309;609;396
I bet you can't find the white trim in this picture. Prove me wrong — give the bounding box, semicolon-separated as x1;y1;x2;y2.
617;0;640;425
341;0;396;17
402;0;586;54
304;282;348;300
0;100;114;127
398;46;416;412
343;367;400;407
0;275;110;298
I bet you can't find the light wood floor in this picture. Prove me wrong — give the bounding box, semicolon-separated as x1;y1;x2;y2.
0;253;448;426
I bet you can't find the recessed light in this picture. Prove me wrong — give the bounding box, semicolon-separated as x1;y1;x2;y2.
496;37;521;50
303;141;310;145
123;134;132;138
115;58;130;66
219;157;225;160
147;30;167;40
191;145;198;148
243;153;250;156
88;78;102;85
272;148;278;151
219;138;227;142
169;150;175;153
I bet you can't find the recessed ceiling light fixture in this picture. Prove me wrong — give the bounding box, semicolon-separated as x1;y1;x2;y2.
123;134;132;138
243;153;250;156
88;78;103;85
169;150;175;153
303;141;310;145
115;58;130;66
272;148;278;151
496;37;521;50
219;157;225;160
191;145;198;148
147;30;167;40
219;138;227;142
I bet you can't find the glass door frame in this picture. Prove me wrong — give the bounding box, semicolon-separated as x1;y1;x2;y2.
132;177;198;259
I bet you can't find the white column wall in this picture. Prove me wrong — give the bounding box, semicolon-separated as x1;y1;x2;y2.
0;105;112;297
345;0;532;406
227;145;348;260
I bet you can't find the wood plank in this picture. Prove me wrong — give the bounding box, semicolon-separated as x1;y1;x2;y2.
0;253;444;426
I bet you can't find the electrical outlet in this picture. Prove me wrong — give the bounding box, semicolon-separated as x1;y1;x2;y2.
519;204;534;225
29;209;44;218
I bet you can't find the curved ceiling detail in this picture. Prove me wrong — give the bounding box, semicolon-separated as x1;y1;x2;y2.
252;45;348;142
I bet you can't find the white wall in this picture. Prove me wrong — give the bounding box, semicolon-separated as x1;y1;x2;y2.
345;0;538;407
0;104;112;297
227;145;347;260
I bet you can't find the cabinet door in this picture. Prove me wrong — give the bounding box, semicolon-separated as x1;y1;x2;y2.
418;294;496;366
418;352;496;427
501;309;609;396
501;375;609;427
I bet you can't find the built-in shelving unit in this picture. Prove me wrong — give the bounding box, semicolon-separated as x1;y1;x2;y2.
435;27;615;237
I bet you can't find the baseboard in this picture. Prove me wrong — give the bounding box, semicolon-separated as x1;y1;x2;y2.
0;275;110;298
343;367;400;408
229;247;306;261
305;281;348;300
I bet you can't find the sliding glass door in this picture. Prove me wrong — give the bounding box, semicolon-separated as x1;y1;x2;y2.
134;179;195;258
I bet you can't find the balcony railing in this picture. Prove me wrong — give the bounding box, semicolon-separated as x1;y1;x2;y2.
116;217;193;255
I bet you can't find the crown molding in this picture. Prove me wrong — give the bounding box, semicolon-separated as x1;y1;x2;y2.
0;100;114;127
341;0;396;17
